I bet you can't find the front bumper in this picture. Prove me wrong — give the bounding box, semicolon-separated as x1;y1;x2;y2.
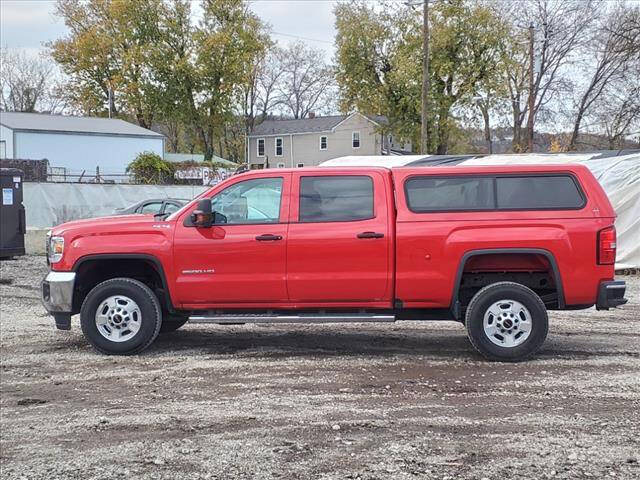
42;272;76;330
596;280;628;310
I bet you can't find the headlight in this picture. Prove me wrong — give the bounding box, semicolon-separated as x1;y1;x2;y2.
48;236;65;263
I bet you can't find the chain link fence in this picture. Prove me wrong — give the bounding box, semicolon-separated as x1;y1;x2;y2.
1;159;241;186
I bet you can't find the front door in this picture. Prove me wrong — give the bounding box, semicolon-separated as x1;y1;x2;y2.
173;174;290;307
286;171;392;304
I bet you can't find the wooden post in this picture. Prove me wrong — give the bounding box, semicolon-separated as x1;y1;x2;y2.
527;23;535;153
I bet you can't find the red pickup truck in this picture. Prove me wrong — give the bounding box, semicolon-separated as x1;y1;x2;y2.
42;165;627;361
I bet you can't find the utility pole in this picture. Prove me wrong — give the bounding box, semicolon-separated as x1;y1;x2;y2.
108;87;112;119
526;22;535;153
421;0;430;154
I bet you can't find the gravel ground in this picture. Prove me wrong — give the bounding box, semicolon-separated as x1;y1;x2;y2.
1;255;639;480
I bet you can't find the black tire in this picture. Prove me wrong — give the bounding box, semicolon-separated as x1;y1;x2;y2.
465;281;548;362
80;278;162;355
159;315;188;334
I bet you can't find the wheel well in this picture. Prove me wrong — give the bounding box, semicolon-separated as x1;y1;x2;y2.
456;252;561;313
72;257;171;314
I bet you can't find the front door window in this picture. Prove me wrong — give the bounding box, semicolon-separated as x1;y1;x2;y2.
211;177;283;224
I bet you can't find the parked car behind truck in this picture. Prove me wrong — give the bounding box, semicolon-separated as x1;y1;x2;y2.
113;198;189;216
42;165;627;361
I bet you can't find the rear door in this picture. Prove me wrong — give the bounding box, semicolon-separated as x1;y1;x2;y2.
286;171;392;304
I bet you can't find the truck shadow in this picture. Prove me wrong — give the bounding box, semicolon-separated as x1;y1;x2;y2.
150;325;477;359
147;325;637;361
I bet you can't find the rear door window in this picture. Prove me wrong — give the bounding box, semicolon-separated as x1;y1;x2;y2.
496;176;584;209
299;176;374;222
405;176;494;212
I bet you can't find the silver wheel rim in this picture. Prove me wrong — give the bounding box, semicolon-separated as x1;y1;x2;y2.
95;295;142;342
483;299;532;348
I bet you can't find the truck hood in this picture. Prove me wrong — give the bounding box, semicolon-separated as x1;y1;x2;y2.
48;214;176;272
50;214;165;236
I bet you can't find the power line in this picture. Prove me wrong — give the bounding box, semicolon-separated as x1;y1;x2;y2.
271;31;333;45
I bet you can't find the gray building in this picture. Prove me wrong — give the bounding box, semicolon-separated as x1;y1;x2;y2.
0;112;164;175
247;112;411;169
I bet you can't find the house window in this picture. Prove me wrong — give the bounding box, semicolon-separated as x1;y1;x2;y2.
0;140;6;159
319;136;328;150
352;131;360;149
257;138;265;157
276;162;285;168
275;137;283;156
297;163;304;168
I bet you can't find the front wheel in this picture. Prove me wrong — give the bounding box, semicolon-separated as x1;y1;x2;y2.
80;278;162;355
465;282;548;362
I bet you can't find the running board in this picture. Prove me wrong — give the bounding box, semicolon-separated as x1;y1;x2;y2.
188;313;396;324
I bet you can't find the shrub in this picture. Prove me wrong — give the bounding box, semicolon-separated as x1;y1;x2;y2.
126;152;176;184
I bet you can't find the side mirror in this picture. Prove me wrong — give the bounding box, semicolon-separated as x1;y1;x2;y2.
191;199;213;228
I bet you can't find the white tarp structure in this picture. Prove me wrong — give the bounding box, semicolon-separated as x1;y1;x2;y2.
322;152;640;269
321;155;431;167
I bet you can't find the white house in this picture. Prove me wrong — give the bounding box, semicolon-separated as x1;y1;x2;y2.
247;112;412;169
0;112;164;175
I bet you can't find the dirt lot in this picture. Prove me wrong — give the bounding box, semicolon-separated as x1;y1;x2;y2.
1;255;639;480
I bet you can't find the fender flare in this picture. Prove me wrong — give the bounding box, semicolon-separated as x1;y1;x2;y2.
72;253;176;313
450;248;565;317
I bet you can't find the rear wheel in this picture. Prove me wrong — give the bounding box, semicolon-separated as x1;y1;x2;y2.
80;278;162;355
465;282;548;362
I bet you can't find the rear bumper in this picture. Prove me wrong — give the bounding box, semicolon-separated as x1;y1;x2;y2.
596;280;628;310
42;271;76;330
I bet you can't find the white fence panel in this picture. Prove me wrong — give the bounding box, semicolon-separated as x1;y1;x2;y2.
24;183;208;228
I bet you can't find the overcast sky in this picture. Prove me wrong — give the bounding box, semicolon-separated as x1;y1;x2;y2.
0;0;338;59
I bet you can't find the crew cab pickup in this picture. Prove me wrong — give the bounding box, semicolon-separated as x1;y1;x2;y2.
42;165;627;361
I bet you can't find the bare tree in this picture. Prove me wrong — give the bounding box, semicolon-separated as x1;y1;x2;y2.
241;48;286;133
568;3;640;150
0;49;66;113
502;0;598;151
611;3;640;45
242;60;261;133
277;41;336;119
257;48;286;119
587;68;640;150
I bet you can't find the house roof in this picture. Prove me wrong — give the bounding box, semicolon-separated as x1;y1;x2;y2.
0;111;164;138
249;113;388;136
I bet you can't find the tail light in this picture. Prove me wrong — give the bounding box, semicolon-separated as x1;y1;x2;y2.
597;226;616;265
